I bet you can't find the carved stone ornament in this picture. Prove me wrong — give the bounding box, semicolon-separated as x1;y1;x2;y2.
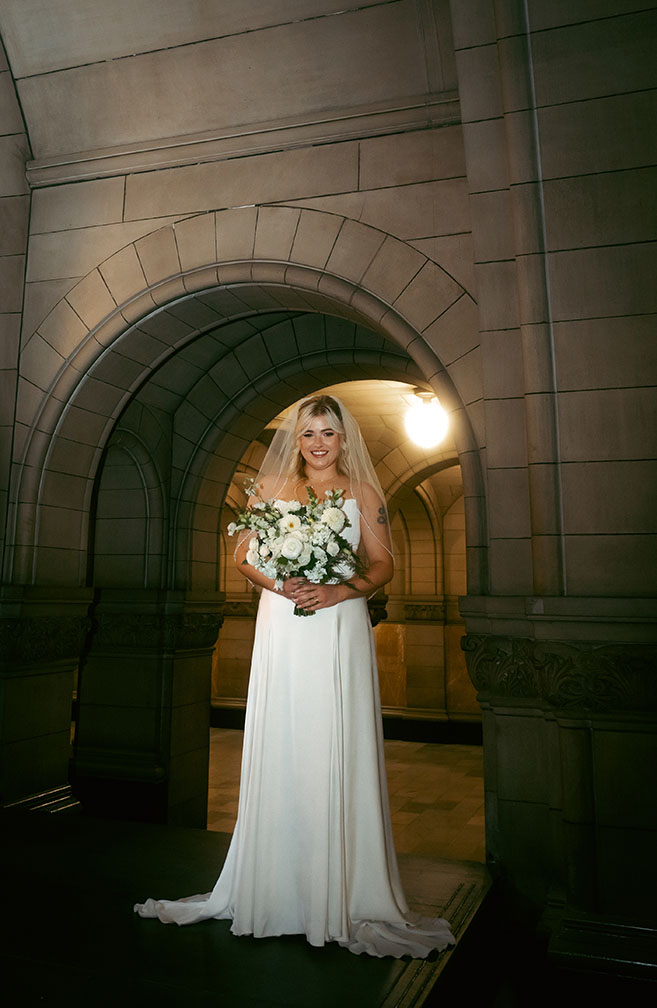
176;612;224;650
0;615;90;666
461;633;657;713
403;602;445;622
93;611;224;652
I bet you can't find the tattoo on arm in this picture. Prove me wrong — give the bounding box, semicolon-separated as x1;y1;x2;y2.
377;506;387;526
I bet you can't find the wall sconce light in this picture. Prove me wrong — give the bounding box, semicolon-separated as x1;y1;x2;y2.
404;389;448;449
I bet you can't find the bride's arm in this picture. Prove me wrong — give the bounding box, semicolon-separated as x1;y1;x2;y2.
233;532;302;600
349;481;394;594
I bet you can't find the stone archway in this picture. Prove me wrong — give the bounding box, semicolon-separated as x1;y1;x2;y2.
8;207;489;824
9;206;486;594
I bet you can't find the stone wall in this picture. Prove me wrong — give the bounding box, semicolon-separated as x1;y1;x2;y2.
454;0;657;968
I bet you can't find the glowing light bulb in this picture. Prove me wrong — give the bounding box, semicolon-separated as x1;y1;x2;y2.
404;393;448;449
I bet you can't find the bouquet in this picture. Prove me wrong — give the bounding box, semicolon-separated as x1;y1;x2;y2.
227;480;366;615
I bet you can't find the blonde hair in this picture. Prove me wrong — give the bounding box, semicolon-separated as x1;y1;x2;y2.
292;395;346;480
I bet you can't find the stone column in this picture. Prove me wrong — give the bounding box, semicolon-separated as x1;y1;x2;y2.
461;600;657;974
72;589;224;827
0;586;92;811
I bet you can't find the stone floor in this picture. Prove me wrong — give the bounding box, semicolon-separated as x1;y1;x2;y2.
0;807;488;1007
3;730;654;1005
207;728;486;864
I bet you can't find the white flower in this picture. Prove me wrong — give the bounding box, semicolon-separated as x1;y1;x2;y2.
227;521;237;537
281;534;304;560
287;500;302;511
269;538;283;558
321;507;346;533
246;548;259;565
298;545;313;567
311;524;330;545
326;538;340;557
259;542;271;557
249;537;259;551
279;513;301;534
312;546;327;562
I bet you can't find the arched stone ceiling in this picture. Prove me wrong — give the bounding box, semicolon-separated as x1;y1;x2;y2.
131;312;417;417
118;312;429;538
15;206;480;519
10;206;486;594
276;378;459;500
224;377;460;517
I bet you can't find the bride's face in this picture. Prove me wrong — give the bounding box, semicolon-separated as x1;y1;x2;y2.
298;414;343;474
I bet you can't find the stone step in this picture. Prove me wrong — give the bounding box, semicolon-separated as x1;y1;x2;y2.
3;785;81;815
383;855;492;1006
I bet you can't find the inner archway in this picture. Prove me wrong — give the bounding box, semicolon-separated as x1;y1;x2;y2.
207;375;483;865
78;300;483;834
213;377;478;728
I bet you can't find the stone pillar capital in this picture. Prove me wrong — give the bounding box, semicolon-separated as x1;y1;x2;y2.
462;631;657;714
0;586;93;670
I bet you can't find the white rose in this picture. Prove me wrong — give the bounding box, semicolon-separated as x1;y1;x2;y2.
321;507;346;533
249;537;259;551
298;546;313;567
281;534;304;560
246;548;259;566
259;542;271;557
279;514;301;534
326;538;340;557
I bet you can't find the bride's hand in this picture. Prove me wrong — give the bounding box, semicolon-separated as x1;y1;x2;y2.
291;581;344;611
277;576;306;601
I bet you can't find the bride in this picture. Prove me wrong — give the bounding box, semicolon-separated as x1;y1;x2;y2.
135;394;455;959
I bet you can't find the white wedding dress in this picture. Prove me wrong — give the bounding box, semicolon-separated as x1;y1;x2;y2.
135;500;454;958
